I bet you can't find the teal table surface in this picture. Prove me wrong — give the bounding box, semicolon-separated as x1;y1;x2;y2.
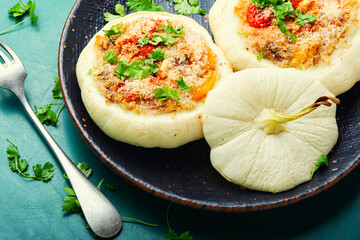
1;0;360;239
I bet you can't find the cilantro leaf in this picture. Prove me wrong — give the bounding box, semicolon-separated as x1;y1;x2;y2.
126;0;165;12
138;21;184;46
18;159;29;172
35;104;58;126
103;25;125;41
164;203;193;240
257;49;264;61
107;182;118;191
29;1;38;25
62;194;81;213
173;0;207;15
86;69;92;76
175;76;192;91
310;155;329;180
8;3;27;17
32;162;55;181
114;49;163;81
274;19;297;43
103;51;119;64
76;162;93;178
154;86;180;102
52;77;63;99
294;10;316;26
251;0;315;42
148;47;165;62
104;4;125;22
6;139;54;182
138;36;150;45
1;0;38;35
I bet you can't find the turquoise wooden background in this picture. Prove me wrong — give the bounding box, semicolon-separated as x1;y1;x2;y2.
0;0;360;239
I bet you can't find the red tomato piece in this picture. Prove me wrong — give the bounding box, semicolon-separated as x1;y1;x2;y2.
139;44;157;57
247;5;275;28
290;0;302;9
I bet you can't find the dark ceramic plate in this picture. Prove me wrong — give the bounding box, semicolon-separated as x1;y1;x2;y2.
58;0;360;212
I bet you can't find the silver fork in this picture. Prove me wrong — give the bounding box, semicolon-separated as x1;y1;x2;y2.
0;40;122;238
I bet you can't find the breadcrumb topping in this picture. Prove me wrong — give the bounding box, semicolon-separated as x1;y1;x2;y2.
235;0;359;69
92;17;217;114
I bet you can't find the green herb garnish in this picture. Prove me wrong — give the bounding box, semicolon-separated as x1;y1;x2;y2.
251;0;316;43
104;4;125;22
172;0;207;16
103;24;125;41
0;1;38;35
154;76;192;102
113;47;163;81
257;49;264;61
106;182;118;191
86;69;92;76
164;203;193;240
138;21;184;46
126;0;165;12
103;51;119;64
175;76;192;91
35;77;65;126
310;155;329;180
148;47;166;61
6;139;55;182
154;86;180;102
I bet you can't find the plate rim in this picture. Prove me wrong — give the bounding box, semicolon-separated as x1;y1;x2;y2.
57;0;360;212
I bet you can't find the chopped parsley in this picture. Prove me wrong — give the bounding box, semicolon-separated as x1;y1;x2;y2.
103;51;119;64
6;139;55;182
251;0;316;43
104;4;125;22
86;69;92;76
257;49;264;61
309;155;329;180
172;0;206;16
106;182;118;191
154;76;192;102
126;0;165;12
175;76;192;91
112;47;164;81
138;21;184;46
148;47;166;61
35;77;65;126
154;86;180;102
0;0;38;35
103;24;125;41
164;203;193;240
114;59;158;81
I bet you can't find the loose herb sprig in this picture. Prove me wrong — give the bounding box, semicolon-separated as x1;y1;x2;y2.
62;161;159;229
0;0;38;35
164;203;193;240
251;0;316;43
138;21;184;46
104;0;205;22
35;77;65;126
309;155;329;180
154;76;192;102
127;0;165;12
6;139;55;182
172;0;207;15
103;48;165;81
104;4;125;22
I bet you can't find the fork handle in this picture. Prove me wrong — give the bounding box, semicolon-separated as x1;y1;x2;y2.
14;88;122;238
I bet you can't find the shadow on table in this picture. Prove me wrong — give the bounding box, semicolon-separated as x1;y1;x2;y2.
171;165;360;240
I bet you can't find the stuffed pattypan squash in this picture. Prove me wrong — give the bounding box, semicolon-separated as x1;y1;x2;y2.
203;69;339;193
